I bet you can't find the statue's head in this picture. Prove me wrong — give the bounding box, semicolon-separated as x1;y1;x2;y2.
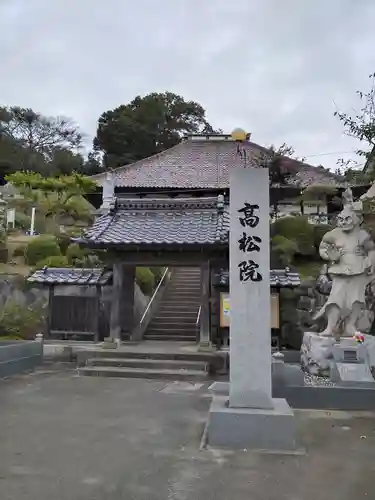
337;187;362;232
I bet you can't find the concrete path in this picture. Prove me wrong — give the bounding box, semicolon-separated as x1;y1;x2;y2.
1;364;375;500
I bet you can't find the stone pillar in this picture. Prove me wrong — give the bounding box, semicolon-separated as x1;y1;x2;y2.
199;261;211;350
0;194;8;263
229;167;273;409
206;166;297;451
110;262;135;341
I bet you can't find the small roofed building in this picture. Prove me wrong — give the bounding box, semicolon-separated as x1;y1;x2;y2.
27;267;112;341
79;132;357;348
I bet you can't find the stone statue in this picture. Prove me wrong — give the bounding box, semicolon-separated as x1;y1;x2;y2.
314;188;375;338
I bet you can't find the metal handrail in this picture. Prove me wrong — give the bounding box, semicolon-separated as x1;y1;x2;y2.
195;305;201;327
139;267;169;325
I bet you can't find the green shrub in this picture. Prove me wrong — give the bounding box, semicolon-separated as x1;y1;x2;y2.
66;243;86;265
271;235;298;267
34;255;69;270
56;233;72;254
24;235;61;265
136;267;155;295
271;216;315;256
313;223;334;250
0;300;45;339
56;229;82;255
149;266;166;284
15;212;31;230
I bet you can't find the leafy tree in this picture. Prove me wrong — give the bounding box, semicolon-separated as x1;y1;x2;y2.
335;72;375;177
0;106;87;175
5;171;96;231
80;150;105;176
94;91;218;168
0;106;82;158
256;142;305;187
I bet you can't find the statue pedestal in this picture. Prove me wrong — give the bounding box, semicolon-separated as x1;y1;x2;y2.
301;332;375;382
330;338;375;386
300;332;335;377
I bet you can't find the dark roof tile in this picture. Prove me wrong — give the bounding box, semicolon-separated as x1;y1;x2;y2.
213;268;301;288
79;196;229;246
27;267;112;285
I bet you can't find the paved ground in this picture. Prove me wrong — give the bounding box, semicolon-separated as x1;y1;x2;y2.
1;364;375;500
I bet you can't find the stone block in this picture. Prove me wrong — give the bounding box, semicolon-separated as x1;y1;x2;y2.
206;395;298;451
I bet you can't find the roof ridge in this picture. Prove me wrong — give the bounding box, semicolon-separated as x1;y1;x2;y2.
115;196;222;211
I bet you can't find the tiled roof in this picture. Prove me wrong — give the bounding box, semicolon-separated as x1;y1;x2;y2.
78;196;229;247
213;268;301;288
27;267;112;285
92;137;343;190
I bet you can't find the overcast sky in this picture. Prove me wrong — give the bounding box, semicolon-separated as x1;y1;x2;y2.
1;0;375;169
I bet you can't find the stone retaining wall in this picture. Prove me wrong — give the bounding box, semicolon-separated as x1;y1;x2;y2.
0;340;43;377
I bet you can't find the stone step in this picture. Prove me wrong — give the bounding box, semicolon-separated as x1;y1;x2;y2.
170;286;199;290
149;316;196;329
158;303;200;309
163;295;200;301
146;327;197;335
87;350;217;363
166;285;200;290
170;275;201;284
162;298;201;304
143;335;196;341
154;310;198;317
79;366;208;380
157;309;199;316
150;317;197;324
87;357;207;371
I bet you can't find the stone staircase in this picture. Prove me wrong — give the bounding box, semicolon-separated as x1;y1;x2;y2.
78;349;218;381
143;267;201;342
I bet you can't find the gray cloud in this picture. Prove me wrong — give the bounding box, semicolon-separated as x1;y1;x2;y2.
1;0;375;169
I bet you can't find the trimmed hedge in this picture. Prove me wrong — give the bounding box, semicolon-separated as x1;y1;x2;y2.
24;235;61;266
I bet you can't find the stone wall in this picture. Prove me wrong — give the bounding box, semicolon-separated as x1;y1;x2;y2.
0;275;48;312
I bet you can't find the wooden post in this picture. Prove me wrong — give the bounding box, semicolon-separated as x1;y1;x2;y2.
110;261;123;341
199;261;211;350
95;285;100;343
47;287;53;338
120;265;135;340
110;262;136;341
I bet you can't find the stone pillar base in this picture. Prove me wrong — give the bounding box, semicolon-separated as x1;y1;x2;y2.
206;395;299;452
